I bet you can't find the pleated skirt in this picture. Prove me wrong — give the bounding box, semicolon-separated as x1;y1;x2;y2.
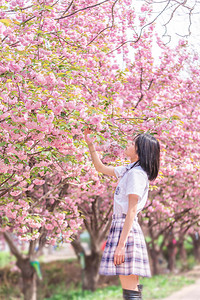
99;214;151;277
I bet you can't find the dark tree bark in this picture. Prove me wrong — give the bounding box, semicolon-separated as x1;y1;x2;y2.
17;258;37;300
148;244;159;275
179;241;187;261
71;235;105;291
147;218;160;275
4;232;37;300
82;251;102;291
71;196;113;291
191;233;200;263
71;237;102;291
167;234;177;272
177;234;187;270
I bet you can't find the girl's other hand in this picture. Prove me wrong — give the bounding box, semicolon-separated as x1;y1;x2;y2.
114;245;125;266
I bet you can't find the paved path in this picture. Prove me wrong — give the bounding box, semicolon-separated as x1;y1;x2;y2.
162;278;200;300
40;242;90;263
162;266;200;300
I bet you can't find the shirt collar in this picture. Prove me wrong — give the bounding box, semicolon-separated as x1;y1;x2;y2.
126;162;136;170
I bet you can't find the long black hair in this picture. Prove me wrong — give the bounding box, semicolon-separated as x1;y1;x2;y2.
131;133;160;181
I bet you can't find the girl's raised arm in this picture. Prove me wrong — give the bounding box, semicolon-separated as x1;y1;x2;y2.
84;129;116;177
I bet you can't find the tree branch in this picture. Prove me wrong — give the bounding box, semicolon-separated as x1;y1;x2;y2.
87;0;119;46
98;203;113;231
37;227;48;254
29;180;68;211
71;237;86;258
0;180;20;198
56;0;111;20
99;217;112;243
62;0;75;15
28;240;37;258
3;232;24;261
0;172;16;188
107;0;171;55
21;16;36;25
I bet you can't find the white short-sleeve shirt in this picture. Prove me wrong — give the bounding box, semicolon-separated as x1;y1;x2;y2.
114;162;149;215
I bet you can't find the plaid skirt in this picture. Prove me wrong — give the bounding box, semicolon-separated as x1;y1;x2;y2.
99;214;151;277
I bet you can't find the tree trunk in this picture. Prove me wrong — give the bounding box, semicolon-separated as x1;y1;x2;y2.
82;251;102;291
17;257;37;300
177;238;187;271
3;232;37;300
71;237;103;291
147;219;160;275
191;233;200;263
167;240;177;272
179;242;187;261
178;238;187;268
149;247;159;275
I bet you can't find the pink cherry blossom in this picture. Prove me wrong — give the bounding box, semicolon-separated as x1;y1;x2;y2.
33;179;45;186
10;190;22;197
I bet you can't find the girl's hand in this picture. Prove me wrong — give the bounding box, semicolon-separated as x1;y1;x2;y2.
84;128;94;145
114;245;125;266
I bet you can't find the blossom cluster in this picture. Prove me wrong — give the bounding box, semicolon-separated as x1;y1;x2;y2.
0;0;199;250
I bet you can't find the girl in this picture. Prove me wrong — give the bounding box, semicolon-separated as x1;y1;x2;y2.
84;130;160;300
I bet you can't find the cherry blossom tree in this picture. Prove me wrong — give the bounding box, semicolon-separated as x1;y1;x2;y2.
0;0;200;298
75;36;200;286
0;0;157;298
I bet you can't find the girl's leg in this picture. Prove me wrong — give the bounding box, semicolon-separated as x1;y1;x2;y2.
119;275;142;299
119;274;139;290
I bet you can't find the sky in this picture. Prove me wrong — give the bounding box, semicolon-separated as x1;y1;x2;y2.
151;0;200;50
117;0;200;68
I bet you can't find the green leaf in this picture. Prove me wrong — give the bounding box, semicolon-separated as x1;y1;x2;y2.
44;5;54;10
4;158;9;164
0;19;11;26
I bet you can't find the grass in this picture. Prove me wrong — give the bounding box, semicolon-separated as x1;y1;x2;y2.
0;251;16;268
44;284;122;300
44;274;194;300
176;255;196;271
141;275;194;299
